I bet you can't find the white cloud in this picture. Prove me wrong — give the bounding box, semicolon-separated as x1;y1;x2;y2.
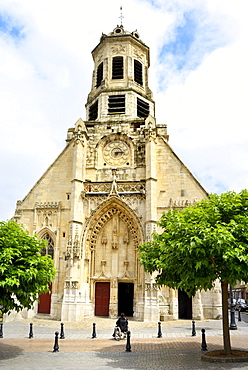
0;0;248;220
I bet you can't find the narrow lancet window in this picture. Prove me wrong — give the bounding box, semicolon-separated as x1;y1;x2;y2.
41;233;54;259
96;62;103;88
137;97;149;117
134;59;143;85
89;100;98;120
112;56;124;79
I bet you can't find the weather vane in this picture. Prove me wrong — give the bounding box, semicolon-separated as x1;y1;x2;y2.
119;6;124;25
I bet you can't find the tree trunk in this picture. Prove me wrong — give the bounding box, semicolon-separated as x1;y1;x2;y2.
221;280;232;355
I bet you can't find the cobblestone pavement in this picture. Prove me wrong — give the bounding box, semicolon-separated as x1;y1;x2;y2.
1;316;248;369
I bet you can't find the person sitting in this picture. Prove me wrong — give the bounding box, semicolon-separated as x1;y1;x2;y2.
112;313;128;339
116;312;128;332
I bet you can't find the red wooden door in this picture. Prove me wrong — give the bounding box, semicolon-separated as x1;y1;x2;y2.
38;284;52;314
95;282;110;316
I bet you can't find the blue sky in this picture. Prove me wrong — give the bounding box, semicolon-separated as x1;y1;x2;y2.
160;12;197;70
0;0;248;220
0;13;24;39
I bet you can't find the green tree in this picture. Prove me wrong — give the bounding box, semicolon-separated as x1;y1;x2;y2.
0;220;56;314
139;190;248;355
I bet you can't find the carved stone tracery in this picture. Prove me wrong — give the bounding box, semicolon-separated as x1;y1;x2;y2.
84;197;143;256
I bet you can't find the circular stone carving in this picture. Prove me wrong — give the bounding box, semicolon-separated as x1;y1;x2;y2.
103;141;130;166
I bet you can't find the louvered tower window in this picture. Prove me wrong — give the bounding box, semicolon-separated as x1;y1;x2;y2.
134;59;143;85
112;56;123;79
108;95;125;114
41;233;54;259
137;97;149;118
89;100;98;120
96;62;103;88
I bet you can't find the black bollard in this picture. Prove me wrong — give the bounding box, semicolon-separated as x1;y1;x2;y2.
126;330;131;352
238;309;241;322
53;331;59;352
60;322;65;339
229;302;237;330
229;286;237;330
157;321;162;338
201;328;207;351
92;323;96;338
0;323;3;338
29;323;34;338
192;320;196;336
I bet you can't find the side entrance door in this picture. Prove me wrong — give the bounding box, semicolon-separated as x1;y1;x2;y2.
95;282;110;316
38;284;52;314
118;282;134;316
178;289;192;319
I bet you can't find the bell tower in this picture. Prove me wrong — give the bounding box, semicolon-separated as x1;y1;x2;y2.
86;25;154;122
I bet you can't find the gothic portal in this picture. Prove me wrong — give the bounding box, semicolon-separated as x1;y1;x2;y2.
13;25;222;322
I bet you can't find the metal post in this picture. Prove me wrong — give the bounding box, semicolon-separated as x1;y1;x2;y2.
230;303;237;330
229;286;237;330
92;323;96;338
192;320;196;336
0;323;3;338
29;323;34;338
53;331;59;352
60;323;65;339
157;321;162;338
201;328;207;351
238;309;241;322
126;330;131;352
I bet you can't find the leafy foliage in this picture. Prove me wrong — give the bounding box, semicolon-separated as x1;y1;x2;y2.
139;190;248;296
0;220;56;313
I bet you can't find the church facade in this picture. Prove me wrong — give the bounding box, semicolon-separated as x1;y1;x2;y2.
13;25;222;322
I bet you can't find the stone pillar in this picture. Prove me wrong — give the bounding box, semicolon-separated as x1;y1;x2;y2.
192;291;203;320
143;116;159;321
62;120;89;319
169;288;178;320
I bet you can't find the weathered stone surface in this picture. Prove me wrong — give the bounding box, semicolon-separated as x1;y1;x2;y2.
12;25;221;322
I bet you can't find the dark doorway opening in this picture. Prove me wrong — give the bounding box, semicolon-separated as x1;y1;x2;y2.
178;289;192;319
95;282;110;316
118;282;134;316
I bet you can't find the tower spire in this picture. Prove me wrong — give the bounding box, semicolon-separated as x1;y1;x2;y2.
119;6;124;25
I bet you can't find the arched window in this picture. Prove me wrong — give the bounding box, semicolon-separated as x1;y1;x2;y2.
89;100;98;120
137;97;149;118
41;233;54;259
96;62;103;88
134;59;143;85
112;56;123;79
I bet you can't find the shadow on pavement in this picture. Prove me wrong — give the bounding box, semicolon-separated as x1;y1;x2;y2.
94;341;248;370
0;342;23;361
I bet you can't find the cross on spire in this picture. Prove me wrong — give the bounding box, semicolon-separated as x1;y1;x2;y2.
119;6;124;25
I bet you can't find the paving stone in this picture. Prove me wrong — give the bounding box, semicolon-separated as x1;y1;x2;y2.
0;317;248;369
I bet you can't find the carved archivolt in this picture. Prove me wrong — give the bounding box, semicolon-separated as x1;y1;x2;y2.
37;227;56;241
84;197;143;252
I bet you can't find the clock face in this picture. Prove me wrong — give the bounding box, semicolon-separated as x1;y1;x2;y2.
103;141;130;166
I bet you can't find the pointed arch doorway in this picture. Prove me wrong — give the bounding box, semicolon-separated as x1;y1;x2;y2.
86;197;144;319
38;232;54;314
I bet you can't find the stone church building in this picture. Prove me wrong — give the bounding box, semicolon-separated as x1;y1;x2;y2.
13;25;221;322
